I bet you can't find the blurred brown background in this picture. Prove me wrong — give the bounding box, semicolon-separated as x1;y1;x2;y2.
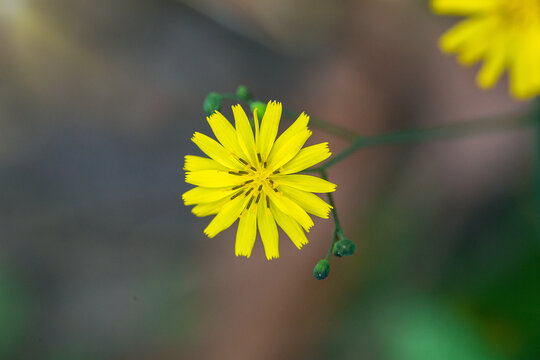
0;0;538;359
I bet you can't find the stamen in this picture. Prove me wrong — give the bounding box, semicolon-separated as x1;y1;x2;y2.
268;179;274;185
263;161;267;168
257;153;262;162
247;196;254;209
231;184;244;190
230;191;243;200
272;169;280;175
244;179;254;184
255;192;262;203
257;184;263;191
228;171;240;175
238;158;248;165
250;166;257;172
237;171;248;175
245;188;253;196
273;188;278;192
266;195;270;208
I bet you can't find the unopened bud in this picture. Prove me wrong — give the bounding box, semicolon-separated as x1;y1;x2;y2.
313;259;330;280
236;85;251;101
333;238;356;257
250;101;266;118
203;92;221;116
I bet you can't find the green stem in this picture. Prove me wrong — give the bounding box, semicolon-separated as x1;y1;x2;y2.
316;111;532;170
534;98;540;221
320;169;344;259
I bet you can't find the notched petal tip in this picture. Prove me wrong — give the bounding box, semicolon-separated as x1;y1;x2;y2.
266;100;282;108
191;132;204;143
296;240;309;249
320;212;330;219
181;191;189;202
203;228;216;238
235;252;251;259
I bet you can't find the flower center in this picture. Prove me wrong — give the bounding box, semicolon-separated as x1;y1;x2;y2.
229;154;280;210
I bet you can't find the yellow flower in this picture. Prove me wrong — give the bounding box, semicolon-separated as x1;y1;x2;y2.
183;101;336;259
432;0;540;99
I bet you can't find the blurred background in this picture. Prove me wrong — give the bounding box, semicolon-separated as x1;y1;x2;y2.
1;0;539;359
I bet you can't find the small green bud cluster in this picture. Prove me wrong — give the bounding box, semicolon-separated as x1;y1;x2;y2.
250;101;267;118
313;237;356;280
333;238;356;257
236;85;251;101
313;259;330;280
203;92;221;116
204;86;267;118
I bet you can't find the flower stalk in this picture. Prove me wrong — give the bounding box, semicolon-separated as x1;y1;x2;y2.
534;98;540;221
319;169;345;260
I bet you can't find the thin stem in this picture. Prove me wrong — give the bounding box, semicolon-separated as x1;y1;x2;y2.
317;111;532;170
534;98;540;221
320;169;343;259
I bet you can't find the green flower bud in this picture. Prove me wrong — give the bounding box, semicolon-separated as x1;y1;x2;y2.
313;259;330;280
250;101;266;118
333;238;356;257
203;92;221;116
236;85;251;101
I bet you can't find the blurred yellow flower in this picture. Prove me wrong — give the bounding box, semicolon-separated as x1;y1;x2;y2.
432;0;540;99
183;101;336;259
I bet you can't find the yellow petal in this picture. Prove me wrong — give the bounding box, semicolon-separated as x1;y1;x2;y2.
477;39;507;89
258;101;282;160
257;196;279;259
431;0;500;15
270;202;308;249
278;185;332;218
192;197;229;217
232;105;257;164
268;112;309;161
510;31;540;98
253;107;260;145
204;196;248;238
456;33;491;65
266;128;312;172
510;45;532;99
235;207;257;258
266;188;314;231
185;170;245;188
182;187;235;205
281;142;331;174
191;132;241;169
207;112;244;156
274;174;336;193
184;155;226;172
439;17;495;55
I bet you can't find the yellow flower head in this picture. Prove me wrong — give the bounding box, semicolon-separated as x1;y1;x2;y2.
432;0;540;99
183;101;336;259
